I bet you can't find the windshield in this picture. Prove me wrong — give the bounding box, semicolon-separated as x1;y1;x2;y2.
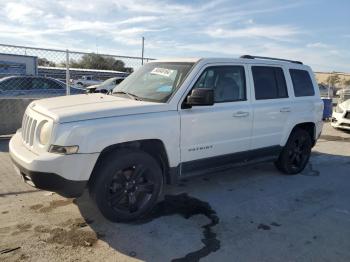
113;62;194;102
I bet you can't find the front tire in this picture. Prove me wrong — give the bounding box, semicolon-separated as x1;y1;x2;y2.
275;128;312;175
90;149;163;222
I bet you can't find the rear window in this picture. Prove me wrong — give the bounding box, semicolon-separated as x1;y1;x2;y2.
252;66;288;100
289;69;315;97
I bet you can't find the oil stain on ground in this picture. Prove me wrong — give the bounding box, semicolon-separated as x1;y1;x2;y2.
34;218;98;247
257;224;271;230
46;227;97;247
135;193;220;262
30;199;73;213
11;223;33;236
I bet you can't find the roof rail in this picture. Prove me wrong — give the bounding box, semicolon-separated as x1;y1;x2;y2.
240;55;303;64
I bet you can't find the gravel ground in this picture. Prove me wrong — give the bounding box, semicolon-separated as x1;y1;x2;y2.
0;122;350;262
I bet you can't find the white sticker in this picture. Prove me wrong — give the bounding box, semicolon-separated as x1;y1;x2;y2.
151;68;174;77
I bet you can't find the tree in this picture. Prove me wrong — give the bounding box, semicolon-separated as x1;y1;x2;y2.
326;73;341;87
67;53;133;73
38;58;56;67
343;79;350;87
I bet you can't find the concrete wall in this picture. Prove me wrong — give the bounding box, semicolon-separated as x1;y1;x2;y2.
0;98;35;135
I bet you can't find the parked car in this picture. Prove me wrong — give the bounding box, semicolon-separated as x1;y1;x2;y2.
332;99;350;130
86;77;126;94
0;76;85;98
9;55;323;222
72;75;102;87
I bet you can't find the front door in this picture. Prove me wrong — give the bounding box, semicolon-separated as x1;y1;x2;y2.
180;64;253;173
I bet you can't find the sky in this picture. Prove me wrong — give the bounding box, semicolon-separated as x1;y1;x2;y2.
0;0;349;72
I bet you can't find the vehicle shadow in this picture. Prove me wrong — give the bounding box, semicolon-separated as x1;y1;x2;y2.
75;151;350;262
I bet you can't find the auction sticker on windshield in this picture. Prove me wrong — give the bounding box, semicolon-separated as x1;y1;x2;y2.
151;68;174;77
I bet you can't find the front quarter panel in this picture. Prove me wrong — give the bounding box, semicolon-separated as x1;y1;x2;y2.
52;111;180;167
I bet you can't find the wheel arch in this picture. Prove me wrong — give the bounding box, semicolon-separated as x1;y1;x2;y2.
290;122;316;146
88;139;172;187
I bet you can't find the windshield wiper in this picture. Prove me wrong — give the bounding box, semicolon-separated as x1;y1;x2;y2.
113;91;143;101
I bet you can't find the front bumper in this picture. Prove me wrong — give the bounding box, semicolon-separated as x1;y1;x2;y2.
331;112;350;130
9;132;99;197
11;159;86;197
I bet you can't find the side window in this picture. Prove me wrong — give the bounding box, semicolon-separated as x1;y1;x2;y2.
0;78;17;91
32;79;50;89
289;69;315;97
32;78;63;90
45;79;64;89
252;66;288;100
0;78;32;91
193;66;246;102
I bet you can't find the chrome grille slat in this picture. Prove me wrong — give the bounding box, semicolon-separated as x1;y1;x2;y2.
21;109;49;153
29;120;37;146
23;115;29;142
21;114;27;141
21;113;38;146
25;118;32;143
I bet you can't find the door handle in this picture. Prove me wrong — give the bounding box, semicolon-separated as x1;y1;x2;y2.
233;111;249;117
280;107;291;113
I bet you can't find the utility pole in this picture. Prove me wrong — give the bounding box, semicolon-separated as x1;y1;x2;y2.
141;36;145;65
95;37;99;54
328;72;331;98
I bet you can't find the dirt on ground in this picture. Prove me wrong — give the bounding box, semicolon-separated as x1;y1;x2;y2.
0;123;350;262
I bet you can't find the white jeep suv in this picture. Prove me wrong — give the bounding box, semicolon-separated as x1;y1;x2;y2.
10;56;323;222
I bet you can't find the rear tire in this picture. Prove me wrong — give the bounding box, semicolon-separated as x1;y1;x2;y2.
275;128;312;175
90;148;163;222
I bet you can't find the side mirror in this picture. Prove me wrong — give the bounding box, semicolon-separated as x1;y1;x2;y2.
187;88;214;106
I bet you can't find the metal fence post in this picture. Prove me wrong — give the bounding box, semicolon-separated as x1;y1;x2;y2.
141;36;144;65
66;49;70;95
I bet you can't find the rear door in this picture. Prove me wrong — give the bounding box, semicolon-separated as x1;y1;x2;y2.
249;65;292;149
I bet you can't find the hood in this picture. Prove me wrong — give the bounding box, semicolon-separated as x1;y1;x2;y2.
29;93;168;123
339;99;350;109
86;84;98;90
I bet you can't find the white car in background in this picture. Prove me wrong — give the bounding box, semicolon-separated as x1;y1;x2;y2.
86;77;126;94
72;75;102;87
336;88;350;101
332;99;350;130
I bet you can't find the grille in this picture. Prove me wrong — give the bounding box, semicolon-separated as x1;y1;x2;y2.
21;114;37;146
344;112;350;119
340;123;350;127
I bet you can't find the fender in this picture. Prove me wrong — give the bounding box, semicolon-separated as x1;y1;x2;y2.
53;111;181;168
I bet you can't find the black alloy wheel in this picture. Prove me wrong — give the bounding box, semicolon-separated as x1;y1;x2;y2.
107;165;156;214
275;128;312;174
90;149;163;222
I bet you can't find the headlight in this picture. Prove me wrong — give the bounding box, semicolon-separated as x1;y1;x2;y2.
334;105;344;114
38;121;51;145
49;145;79;155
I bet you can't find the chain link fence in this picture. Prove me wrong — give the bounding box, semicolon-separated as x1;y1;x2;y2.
0;43;154;135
